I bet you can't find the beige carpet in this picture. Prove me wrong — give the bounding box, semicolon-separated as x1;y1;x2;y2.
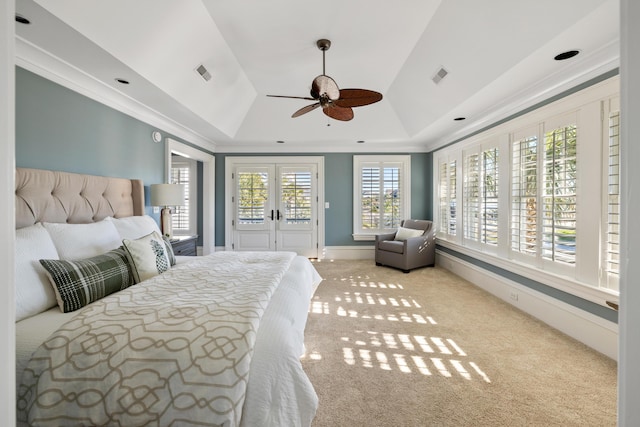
301;260;617;427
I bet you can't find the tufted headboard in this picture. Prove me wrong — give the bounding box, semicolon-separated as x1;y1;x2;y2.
15;168;145;229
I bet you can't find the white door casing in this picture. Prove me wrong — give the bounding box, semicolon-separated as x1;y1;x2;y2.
225;156;324;258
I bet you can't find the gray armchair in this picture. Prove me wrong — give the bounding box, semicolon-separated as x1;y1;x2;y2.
375;219;436;273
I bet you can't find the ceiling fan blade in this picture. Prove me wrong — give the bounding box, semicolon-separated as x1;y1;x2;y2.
267;95;316;101
311;75;340;100
292;102;321;118
334;89;383;108
323;105;354;121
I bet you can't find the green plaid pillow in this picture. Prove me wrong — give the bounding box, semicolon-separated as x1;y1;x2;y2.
40;247;134;313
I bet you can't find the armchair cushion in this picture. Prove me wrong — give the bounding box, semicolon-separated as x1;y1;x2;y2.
378;240;405;254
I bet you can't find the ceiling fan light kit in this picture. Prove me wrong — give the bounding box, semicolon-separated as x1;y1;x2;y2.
267;39;383;121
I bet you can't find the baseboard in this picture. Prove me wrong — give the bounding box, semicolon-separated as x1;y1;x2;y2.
321;245;375;260
436;251;618;360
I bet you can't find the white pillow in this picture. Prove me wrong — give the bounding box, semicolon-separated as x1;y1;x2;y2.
15;223;59;321
106;215;161;240
42;219;122;260
122;231;171;283
394;226;424;241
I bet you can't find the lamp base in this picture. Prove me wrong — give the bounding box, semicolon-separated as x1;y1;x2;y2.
160;207;173;238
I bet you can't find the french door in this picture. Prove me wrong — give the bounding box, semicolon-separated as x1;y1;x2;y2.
229;161;320;258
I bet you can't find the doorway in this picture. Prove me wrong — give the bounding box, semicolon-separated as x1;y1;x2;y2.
225;157;324;258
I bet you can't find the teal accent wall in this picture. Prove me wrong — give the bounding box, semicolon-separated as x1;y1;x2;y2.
214;152;432;247
15;67;210;228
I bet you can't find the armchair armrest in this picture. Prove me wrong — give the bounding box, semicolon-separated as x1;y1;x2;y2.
375;232;397;247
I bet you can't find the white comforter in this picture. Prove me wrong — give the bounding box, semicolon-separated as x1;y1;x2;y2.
17;252;320;427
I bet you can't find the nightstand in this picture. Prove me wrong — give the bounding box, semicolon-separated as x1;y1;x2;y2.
170;235;198;256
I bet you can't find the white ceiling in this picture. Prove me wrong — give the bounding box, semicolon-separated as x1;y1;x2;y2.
14;0;619;153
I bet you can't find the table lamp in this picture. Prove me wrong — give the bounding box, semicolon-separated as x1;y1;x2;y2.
150;183;185;238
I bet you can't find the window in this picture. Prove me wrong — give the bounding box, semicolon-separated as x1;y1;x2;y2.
603;108;620;290
170;157;197;236
464;147;499;245
437;160;457;237
353;155;410;240
541;124;577;265
433;76;620;300
511;135;538;257
509;122;578;269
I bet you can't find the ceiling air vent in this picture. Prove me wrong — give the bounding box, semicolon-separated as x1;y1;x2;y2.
432;67;448;84
196;64;211;82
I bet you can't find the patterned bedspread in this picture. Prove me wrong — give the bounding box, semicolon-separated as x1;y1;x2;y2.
17;251;297;427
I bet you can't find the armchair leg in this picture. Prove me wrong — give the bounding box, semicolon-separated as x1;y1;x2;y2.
403;269;410;274
376;262;382;266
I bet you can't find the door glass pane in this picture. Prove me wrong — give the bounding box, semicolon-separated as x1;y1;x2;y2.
281;170;312;224
237;171;269;224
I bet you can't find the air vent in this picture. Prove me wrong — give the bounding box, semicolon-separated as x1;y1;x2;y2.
196;64;211;82
432;67;448;84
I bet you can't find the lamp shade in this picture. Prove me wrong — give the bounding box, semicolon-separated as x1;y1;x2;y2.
150;184;185;206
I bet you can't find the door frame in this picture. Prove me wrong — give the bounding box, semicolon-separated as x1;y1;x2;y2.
166;138;215;255
225;156;325;257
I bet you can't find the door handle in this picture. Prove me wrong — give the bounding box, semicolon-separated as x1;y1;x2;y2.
270;210;274;220
277;209;281;220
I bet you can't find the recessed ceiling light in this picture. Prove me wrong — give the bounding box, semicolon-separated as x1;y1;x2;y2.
15;14;30;24
454;117;466;121
357;140;365;144
554;50;580;61
115;78;130;85
276;140;285;144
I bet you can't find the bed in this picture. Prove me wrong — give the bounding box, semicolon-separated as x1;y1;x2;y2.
14;168;321;427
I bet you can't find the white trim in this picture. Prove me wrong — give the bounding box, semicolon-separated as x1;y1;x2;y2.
1;0;16;422
166;138;215;255
15;37;217;152
353;155;411;240
224;156;325;257
321;246;375;260
436;251;618;360
619;1;640;423
437;239;618;308
170;157;198;237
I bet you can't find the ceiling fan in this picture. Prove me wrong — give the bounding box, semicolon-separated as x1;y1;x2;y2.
267;39;383;121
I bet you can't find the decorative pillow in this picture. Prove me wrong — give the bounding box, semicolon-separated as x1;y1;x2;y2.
106;215;162;240
15;223;60;321
39;247;134;313
394;226;424;241
122;231;171;283
42;219;122;260
162;235;177;266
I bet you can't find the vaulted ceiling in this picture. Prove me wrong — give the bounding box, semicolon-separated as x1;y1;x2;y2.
14;0;619;153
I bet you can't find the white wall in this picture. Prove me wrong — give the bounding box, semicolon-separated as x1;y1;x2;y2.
0;0;16;423
619;0;640;424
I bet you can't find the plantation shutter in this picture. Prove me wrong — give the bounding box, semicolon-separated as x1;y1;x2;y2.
511;135;538;256
605;110;620;280
541;124;577;265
